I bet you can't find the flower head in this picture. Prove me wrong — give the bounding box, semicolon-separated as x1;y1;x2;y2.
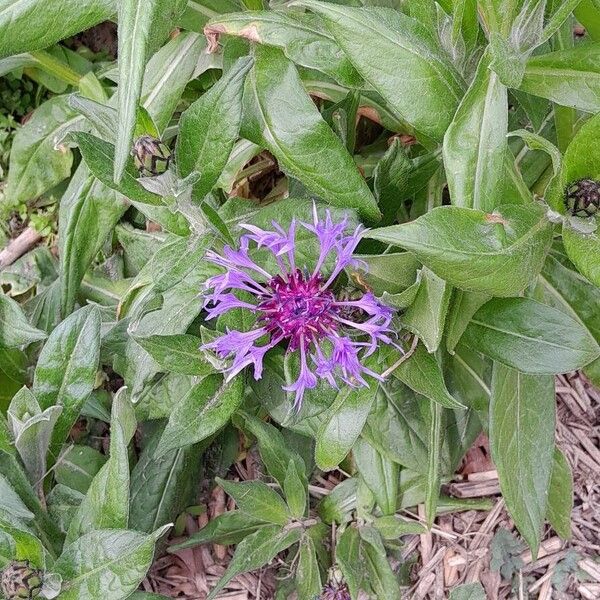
202;206;395;409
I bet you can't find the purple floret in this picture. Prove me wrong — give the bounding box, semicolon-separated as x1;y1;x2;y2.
202;205;395;409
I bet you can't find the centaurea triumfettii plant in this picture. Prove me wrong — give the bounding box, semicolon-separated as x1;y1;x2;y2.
202;206;395;409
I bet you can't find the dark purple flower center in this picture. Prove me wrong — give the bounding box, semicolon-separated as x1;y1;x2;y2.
258;269;339;350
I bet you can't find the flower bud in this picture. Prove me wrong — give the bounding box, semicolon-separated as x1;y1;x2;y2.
320;567;351;600
565;178;600;218
1;561;44;600
132;135;171;177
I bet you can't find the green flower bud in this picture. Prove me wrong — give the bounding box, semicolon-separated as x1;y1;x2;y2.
565;178;600;218
132;135;171;177
1;561;43;600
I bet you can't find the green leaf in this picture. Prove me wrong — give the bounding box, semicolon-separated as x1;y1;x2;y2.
5;96;83;205
0;474;34;521
59;165;128;316
241;44;380;222
295;0;465;142
353;437;398;515
373;140;440;224
392;344;466;408
217;478;291;525
445;290;491;354
315;378;377;471
177;56;253;200
141;32;206;133
236;411;306;489
169;510;269;549
461;297;600;374
539;253;600;384
207;525;301;600
54;445;107;495
562;223;600;288
350;252;421;297
156;374;244;456
205;10;361;87
373;515;426;539
71;132;163;207
489;364;555;556
546;447;573;540
47;484;85;535
283;459;307;519
0;0;114;58
296;535;322;600
55;527;170;600
362;379;429;474
121;277;206;399
32;305;101;465
150;233;214;294
132;334;213;376
0;517;46;568
66;389;136;543
401;268;451;352
443;51;507;212
520;45;600;113
366;204;553;297
7;386;62;494
129;427;204;534
114;0;188;182
359;526;401;599
335;526;363;599
449;583;487;600
0;295;47;348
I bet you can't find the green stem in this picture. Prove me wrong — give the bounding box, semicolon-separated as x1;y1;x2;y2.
425;401;443;528
30;50;81;87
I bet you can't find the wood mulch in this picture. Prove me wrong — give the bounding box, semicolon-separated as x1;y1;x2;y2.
143;372;600;599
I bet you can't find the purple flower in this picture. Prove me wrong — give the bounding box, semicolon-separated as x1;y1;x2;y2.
202;206;395;409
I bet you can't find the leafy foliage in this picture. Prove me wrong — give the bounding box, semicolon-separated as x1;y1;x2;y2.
1;0;598;598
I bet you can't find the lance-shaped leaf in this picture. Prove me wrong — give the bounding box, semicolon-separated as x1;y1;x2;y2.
354;437;398;516
0;295;47;348
295;0;465;142
443;51;507;212
519;45;600;113
217;478;291;525
5;95;84;205
177;56;253;200
207;525;302;600
546;447;573;540
0;0;114;58
32;305;101;464
461;297;600;374
391;343;465;409
66;389;136;543
205;10;361;87
156;374;244;456
169;511;269;549
55;526;170;600
241;44;380;222
7;386;62;495
489;364;555;556
365;204;553;297
539;253;600;385
59;165;128;316
141;32;206;132
129;428;204;533
315;377;378;471
114;0;188;182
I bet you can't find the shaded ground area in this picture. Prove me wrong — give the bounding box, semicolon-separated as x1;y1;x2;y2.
142;373;600;599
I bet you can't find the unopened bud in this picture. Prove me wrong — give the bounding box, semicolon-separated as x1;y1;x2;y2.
132;135;171;177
